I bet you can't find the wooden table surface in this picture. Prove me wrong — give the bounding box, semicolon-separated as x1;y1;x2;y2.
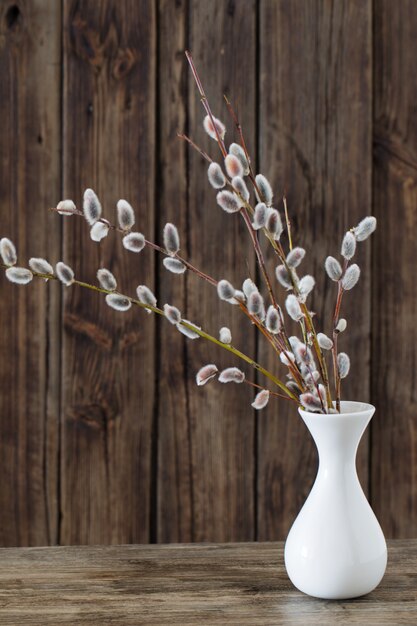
0;539;415;625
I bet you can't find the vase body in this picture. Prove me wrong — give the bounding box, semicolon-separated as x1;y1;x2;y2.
284;401;387;599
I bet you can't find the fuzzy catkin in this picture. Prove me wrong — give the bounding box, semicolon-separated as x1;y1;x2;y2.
286;247;306;268
83;188;102;225
285;294;304;321
0;238;17;266
265;209;283;240
117;199;135;230
5;267;33;285
122;232;146;253
341;231;356;260
29;258;53;275
218;367;245;384
336;318;347;333
252;203;267;230
177;320;200;339
163;304;182;325
251;389;270;410
163;258;186;274
325;256;343;281
105;294;131;312
229;143;250;175
225;154;244;179
196;364;218;386
216;190;241;213
341;264;360;290
242;278;258;299
255;174;273;206
354;216;377;241
219;327;232;344
298;275;315;301
203;115;226;140
136;285;157;310
248;291;265;320
90;221;109;242
163;223;180;255
207;163;226;189
56;262;74;286
232;176;250;202
300;392;322;411
266;306;281;334
97;268;117;291
337;352;350;378
275;265;292;289
317;332;333;350
217;279;235;301
57;199;76;216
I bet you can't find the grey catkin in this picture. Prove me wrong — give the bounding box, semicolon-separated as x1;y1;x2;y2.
354;216;377;242
203;115;226;140
232;176;250;202
251;389;270;410
0;238;17;266
219;327;232;344
207;163;226;189
56;262;74;286
216;190;242;213
105;294;131;312
163;304;182;325
255;174;273;206
57;199;76;216
229;143;250;175
218;367;245;384
97;268;117;291
196;364;218;386
29;258;53;276
90;221;109;242
341;264;360;290
5;267;33;285
325;256;343;281
266;305;281;334
341;231;356;260
286;247;306;268
337;352;351;378
83;188;102;225
163;258;186;274
117;199;135;230
163;223;180;256
122;232;146;253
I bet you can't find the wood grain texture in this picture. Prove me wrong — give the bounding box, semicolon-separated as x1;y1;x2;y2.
156;0;192;543
0;0;61;545
372;0;417;537
0;0;416;547
0;540;414;624
257;0;372;540
61;0;156;544
186;0;257;542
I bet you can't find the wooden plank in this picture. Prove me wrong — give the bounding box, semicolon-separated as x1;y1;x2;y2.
186;0;257;541
372;0;417;537
0;0;61;545
0;540;414;624
257;0;372;540
60;0;156;544
156;0;192;542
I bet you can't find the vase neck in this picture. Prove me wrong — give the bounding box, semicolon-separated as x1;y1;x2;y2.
300;410;373;468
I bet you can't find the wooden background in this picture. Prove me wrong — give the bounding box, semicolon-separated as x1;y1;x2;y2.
0;0;415;547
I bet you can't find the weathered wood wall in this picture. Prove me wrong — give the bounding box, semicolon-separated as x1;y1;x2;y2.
0;0;415;546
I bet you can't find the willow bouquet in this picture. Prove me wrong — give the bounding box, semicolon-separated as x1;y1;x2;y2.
0;52;376;415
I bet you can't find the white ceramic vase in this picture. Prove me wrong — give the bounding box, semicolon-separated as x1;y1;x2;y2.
284;400;387;599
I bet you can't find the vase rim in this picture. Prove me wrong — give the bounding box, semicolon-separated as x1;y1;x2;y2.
298;400;375;419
